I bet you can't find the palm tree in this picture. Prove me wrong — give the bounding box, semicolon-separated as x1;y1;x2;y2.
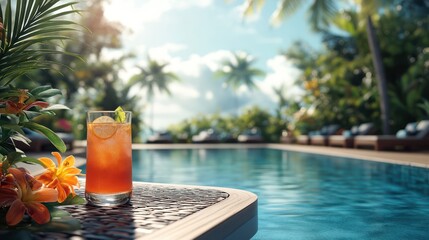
243;0;391;134
129;57;180;131
216;52;265;115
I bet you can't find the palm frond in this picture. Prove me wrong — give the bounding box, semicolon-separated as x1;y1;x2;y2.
308;0;338;31
216;51;264;92
0;0;80;85
130;56;180;100
331;10;359;36
270;0;303;26
242;0;265;17
358;0;383;16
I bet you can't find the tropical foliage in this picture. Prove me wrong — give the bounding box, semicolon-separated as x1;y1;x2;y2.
129;57;180;131
241;0;429;135
0;0;77;169
168;106;286;143
14;0;143;141
215;52;264;114
0;0;83;227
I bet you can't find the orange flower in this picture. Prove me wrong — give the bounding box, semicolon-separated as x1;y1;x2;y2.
1;166;42;190
0;171;15;189
0;89;49;115
36;152;81;203
0;168;58;225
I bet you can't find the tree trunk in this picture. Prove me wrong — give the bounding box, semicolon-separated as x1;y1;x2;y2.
151;100;154;132
366;16;390;134
236;95;240;116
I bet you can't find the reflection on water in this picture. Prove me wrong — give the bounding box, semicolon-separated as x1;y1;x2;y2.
117;148;429;239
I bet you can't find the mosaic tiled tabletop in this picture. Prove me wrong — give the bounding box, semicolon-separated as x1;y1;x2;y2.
1;182;230;239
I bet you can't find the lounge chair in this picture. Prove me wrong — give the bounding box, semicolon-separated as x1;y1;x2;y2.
309;124;340;146
354;120;429;151
296;135;311;145
147;131;174;143
296;130;321;145
280;130;295;144
238;128;263;143
329;123;375;148
192;129;220;143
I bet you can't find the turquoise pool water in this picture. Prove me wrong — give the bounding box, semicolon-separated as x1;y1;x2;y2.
82;148;429;239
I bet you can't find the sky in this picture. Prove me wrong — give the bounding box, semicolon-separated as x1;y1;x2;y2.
102;0;322;130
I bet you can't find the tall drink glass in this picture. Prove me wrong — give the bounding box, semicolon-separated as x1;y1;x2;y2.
85;111;132;206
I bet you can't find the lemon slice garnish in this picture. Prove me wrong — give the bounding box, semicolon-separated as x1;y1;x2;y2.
92;116;117;139
93;116;115;123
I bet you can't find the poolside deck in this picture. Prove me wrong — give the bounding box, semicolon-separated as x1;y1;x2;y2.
22;142;429;173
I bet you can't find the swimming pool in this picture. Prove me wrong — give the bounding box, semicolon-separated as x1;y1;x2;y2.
82;148;429;239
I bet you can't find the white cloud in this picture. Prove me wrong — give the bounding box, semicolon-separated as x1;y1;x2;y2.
147;43;187;63
168;83;200;99
134;47;302;130
142;49;236;129
104;0;214;31
205;91;214;100
257;55;303;102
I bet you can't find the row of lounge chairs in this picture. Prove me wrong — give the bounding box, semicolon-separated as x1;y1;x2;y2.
296;121;429;151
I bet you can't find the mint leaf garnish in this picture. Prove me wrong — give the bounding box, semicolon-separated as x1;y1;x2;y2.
115;106;126;123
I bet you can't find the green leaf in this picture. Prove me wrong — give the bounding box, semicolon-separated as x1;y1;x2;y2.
21;122;66;153
115;106;126;123
50;208;72;218
0;0;81;86
60;194;86;205
30;85;52;95
45;194;86;208
32;88;62;98
6;151;25;165
22;111;43;120
1;124;24;134
20;157;43;166
42;104;70;111
10;133;31;146
0;146;11;156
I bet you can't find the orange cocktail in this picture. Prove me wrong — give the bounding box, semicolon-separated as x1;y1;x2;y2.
85;110;132;206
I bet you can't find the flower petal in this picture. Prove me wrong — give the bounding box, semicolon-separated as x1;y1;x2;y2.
6;200;26;226
45;178;60;189
38;157;56;169
23;101;49;110
60;175;79;186
0;188;18;206
56;184;68;203
35;170;56;184
62;167;81;176
1;173;16;188
51;152;63;166
61;155;75;168
61;184;76;197
25;202;51;225
8;168;29;195
32;188;58;203
25;174;43;191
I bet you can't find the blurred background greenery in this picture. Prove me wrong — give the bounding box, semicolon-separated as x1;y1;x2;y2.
10;0;429;143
